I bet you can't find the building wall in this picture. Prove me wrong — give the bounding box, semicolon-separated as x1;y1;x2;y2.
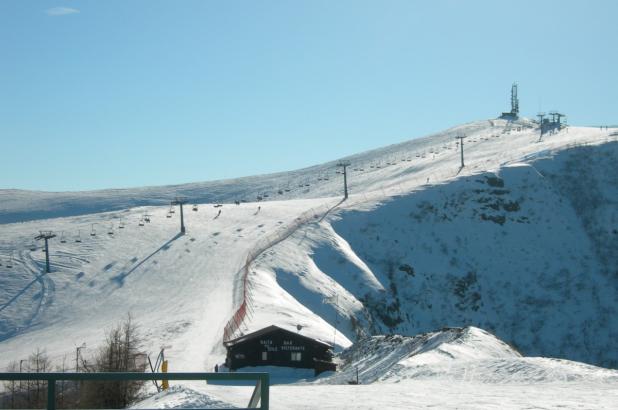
226;328;332;371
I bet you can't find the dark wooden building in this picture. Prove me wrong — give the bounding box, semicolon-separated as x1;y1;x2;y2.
224;325;336;375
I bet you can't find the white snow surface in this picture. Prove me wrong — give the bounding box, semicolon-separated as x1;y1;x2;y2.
1;118;617;408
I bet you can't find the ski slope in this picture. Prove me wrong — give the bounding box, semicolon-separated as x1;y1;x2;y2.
1;118;617;408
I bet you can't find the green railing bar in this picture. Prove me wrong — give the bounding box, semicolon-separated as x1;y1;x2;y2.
0;372;270;410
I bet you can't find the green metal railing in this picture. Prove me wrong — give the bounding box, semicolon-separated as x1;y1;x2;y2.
0;372;269;410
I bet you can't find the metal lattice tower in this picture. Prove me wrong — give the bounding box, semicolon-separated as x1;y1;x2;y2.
511;83;519;116
35;231;56;273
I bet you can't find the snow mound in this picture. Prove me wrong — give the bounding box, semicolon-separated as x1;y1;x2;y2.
321;326;618;385
131;385;235;409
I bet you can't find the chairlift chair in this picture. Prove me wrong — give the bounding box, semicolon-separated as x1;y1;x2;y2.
108;224;114;235
169;205;175;214
278;190;283;195
60;231;67;244
90;223;97;236
75;230;82;243
192;205;198;211
119;219;125;229
166;212;172;218
138;218;144;227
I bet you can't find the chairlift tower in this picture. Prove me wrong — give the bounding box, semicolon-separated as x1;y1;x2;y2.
35;231;56;273
456;135;466;168
171;197;188;234
336;161;351;200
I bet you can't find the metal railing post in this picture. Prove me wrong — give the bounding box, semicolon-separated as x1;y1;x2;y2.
260;373;269;410
47;378;56;410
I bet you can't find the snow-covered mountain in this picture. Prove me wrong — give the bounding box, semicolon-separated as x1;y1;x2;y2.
1;118;617;408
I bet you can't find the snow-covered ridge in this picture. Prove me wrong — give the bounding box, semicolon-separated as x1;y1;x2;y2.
321;326;618;385
0;118;559;224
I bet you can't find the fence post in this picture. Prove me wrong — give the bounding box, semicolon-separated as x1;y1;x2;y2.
47;379;56;410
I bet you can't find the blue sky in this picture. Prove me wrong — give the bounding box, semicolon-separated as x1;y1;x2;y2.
1;1;616;191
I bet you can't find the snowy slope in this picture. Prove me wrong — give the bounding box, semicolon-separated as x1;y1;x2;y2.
247;126;618;368
137;327;618;409
1;118;617;408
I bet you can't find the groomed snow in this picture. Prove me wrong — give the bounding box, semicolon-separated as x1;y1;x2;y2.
1;118;617;409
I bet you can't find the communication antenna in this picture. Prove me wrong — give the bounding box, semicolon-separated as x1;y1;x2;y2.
511;82;519;116
537;112;546;141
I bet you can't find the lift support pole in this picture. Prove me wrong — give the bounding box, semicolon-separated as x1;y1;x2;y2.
171;197;187;234
456;135;466;168
35;231;56;273
337;161;351;200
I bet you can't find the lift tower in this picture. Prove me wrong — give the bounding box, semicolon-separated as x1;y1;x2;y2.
35;231;56;273
337;161;351;199
171;197;188;234
456;135;466;168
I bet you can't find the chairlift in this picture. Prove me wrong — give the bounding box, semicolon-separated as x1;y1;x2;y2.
108;224;114;235
324;175;329;180
118;219;125;229
90;223;97;236
298;183;304;187
166;212;172;218
263;193;269;198
278;190;283;195
284;188;291;192
30;242;37;251
305;183;310;187
75;230;82;243
144;214;151;223
169;205;175;214
317;176;323;181
60;231;67;244
192;205;198;211
257;196;263;201
138;218;145;227
6;257;12;269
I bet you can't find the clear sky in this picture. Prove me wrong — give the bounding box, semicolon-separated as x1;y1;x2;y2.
1;0;616;191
